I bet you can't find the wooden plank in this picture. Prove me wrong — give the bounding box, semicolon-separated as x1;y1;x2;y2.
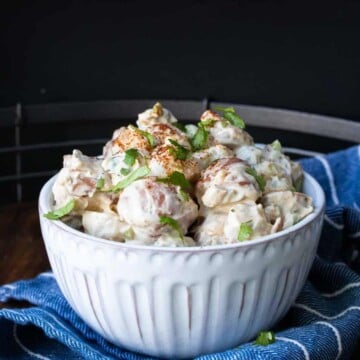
0;203;50;287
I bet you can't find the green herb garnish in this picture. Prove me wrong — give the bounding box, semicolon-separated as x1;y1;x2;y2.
201;118;216;127
238;222;253;241
254;331;276;346
157;171;191;191
109;166;150;192
131;126;155;147
159;215;183;240
245;167;266;192
124;148;139;167
215;106;246;129
191;123;208;151
178;189;189;201
138;129;155;147
271;139;282;152
96;177;104;190
123;227;135;240
120;168;131;176
44;199;75;220
220;120;229;128
168;139;191;160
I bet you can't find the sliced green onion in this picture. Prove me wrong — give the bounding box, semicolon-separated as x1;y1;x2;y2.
223;112;245;129
168;139;190;160
237;222;253;241
96;177;104;190
271;139;282;151
191;123;208;151
201;118;216;127
245;167;266;192
178;188;189;201
131;126;155;147
123;227;135;240
124;148;139;167
108;166;150;192
215;106;246;129
159;215;183;240
254;331;276;346
157;171;191;191
120;168;131;176
44;199;75;220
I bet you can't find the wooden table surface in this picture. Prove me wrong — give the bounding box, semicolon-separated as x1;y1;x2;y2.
0;202;50;286
0;202;358;358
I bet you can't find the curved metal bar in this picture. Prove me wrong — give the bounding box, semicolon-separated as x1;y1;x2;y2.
0;99;358;203
211;102;360;143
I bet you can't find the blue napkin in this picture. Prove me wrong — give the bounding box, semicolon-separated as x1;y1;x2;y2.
1;145;360;359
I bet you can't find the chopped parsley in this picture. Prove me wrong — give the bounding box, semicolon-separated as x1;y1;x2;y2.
254;331;276;346
157;171;191;191
271;139;282;152
238;222;253;241
201;118;216;127
245;167;266;192
107;166;150;192
215;106;246;129
124;148;139;167
178;188;189;201
220;120;229;128
138;129;155;147
96;177;104;190
159;215;184;240
44;199;75;220
120;168;131;176
131;126;155;147
123;227;135;240
191;123;208;151
168;139;191;160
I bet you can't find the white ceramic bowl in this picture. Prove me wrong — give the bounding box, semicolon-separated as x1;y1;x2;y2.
39;172;325;359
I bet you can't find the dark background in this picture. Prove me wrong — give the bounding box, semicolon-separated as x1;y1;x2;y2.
1;0;360;121
0;2;359;357
1;0;360;204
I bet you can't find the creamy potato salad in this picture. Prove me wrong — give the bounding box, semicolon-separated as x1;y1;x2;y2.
45;103;313;247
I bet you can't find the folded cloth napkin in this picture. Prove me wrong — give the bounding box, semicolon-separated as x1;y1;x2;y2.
1;145;359;359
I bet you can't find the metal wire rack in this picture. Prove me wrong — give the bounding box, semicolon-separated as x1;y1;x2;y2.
1;99;359;206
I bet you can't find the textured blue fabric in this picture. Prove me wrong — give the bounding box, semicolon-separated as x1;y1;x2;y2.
1;145;359;359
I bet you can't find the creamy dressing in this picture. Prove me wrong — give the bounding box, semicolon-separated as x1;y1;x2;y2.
117;178;198;239
195;158;261;208
50;104;313;246
137;102;178;130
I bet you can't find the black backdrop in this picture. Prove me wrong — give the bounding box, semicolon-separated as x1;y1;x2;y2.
1;0;360;122
1;4;359;357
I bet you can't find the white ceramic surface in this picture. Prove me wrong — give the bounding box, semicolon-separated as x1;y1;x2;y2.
39;172;325;359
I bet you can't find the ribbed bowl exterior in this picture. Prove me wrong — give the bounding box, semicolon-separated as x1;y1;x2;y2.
39;174;324;358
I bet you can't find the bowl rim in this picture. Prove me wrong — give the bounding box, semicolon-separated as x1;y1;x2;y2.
39;171;325;253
